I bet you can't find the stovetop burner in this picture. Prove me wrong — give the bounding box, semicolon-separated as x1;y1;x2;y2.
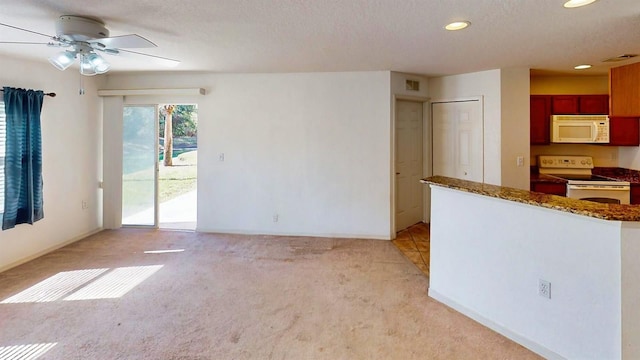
553;174;616;182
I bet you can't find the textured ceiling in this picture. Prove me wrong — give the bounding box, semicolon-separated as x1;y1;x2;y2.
0;0;639;76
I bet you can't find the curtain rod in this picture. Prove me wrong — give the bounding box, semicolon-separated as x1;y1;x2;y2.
0;89;56;97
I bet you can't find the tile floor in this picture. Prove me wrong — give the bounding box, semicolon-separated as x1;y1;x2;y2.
393;222;430;277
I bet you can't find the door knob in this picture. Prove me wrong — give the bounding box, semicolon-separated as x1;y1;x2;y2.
396;172;400;175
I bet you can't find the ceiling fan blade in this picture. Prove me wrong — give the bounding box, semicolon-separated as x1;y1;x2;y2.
0;22;52;39
117;49;180;67
89;34;156;49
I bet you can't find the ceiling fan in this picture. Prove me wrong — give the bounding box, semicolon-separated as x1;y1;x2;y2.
0;15;179;75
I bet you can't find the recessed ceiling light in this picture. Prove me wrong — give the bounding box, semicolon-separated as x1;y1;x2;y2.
574;64;592;70
563;0;597;8
445;21;470;31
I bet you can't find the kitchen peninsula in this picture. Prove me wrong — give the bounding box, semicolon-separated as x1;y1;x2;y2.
422;176;640;360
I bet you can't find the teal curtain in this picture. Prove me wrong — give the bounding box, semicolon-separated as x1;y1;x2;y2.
2;87;44;230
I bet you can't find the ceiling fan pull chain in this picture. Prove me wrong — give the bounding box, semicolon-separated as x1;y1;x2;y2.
79;74;85;96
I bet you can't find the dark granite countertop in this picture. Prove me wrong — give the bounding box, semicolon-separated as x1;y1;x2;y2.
530;172;567;184
593;167;640;184
422;175;640;221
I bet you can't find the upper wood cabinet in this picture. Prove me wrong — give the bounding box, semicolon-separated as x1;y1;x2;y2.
609;117;640;146
551;95;609;115
578;95;610;114
531;94;609;145
551;96;578;114
530;95;551;145
610;62;640;116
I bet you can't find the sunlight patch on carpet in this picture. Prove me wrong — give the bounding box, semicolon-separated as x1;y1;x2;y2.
63;265;164;301
1;269;109;303
1;266;163;303
144;249;185;254
0;343;57;359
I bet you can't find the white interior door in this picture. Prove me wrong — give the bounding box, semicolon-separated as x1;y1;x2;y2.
395;100;424;231
432;100;483;182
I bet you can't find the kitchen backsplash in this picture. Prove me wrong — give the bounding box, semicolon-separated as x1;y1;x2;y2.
530;144;619;167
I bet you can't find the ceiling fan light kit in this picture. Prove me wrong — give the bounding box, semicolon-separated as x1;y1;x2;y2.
48;50;76;70
80;53;110;76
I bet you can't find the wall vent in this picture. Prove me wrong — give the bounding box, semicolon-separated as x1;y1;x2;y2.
405;79;420;91
602;54;638;62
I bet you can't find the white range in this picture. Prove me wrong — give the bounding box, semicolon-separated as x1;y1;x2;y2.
538;155;630;204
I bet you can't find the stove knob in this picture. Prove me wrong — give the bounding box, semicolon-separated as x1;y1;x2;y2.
571;160;576;164
581;160;586;165
587;160;592;165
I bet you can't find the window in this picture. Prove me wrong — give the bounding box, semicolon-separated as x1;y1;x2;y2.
0;100;5;215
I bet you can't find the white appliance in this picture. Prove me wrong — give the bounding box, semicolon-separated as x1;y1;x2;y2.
538;155;630;204
551;115;609;144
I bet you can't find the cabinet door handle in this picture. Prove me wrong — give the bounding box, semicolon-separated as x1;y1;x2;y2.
396;172;400;175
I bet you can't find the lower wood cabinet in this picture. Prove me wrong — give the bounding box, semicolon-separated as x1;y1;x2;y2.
531;182;566;196
631;185;640;205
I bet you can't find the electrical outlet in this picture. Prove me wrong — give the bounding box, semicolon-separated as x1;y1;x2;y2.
273;214;279;223
516;156;525;167
81;200;88;210
539;279;551;299
218;153;225;162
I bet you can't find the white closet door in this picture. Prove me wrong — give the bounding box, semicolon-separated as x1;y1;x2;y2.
432;100;483;182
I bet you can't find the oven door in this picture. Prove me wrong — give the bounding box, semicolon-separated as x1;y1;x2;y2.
566;184;630;204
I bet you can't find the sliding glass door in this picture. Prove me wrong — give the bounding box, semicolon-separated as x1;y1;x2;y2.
122;105;158;226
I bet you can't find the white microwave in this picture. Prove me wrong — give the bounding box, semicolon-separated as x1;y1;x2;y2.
551;115;609;143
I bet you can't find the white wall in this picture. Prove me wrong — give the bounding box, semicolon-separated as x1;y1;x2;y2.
622;222;640;359
104;71;393;239
0;56;102;272
619;148;640;170
429;185;625;359
391;72;429;99
428;68;530;189
500;68;530;189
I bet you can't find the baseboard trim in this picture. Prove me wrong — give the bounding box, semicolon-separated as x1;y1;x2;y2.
428;288;565;360
195;227;391;240
0;228;104;274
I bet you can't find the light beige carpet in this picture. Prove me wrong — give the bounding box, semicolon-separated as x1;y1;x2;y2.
0;229;541;359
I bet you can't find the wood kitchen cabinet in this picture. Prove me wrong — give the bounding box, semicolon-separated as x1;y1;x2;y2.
609;117;640;146
610;62;640;117
531;182;566;196
578;95;609;114
551;95;609;114
530;94;609;145
551;95;578;114
530;95;551;145
631;184;640;205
